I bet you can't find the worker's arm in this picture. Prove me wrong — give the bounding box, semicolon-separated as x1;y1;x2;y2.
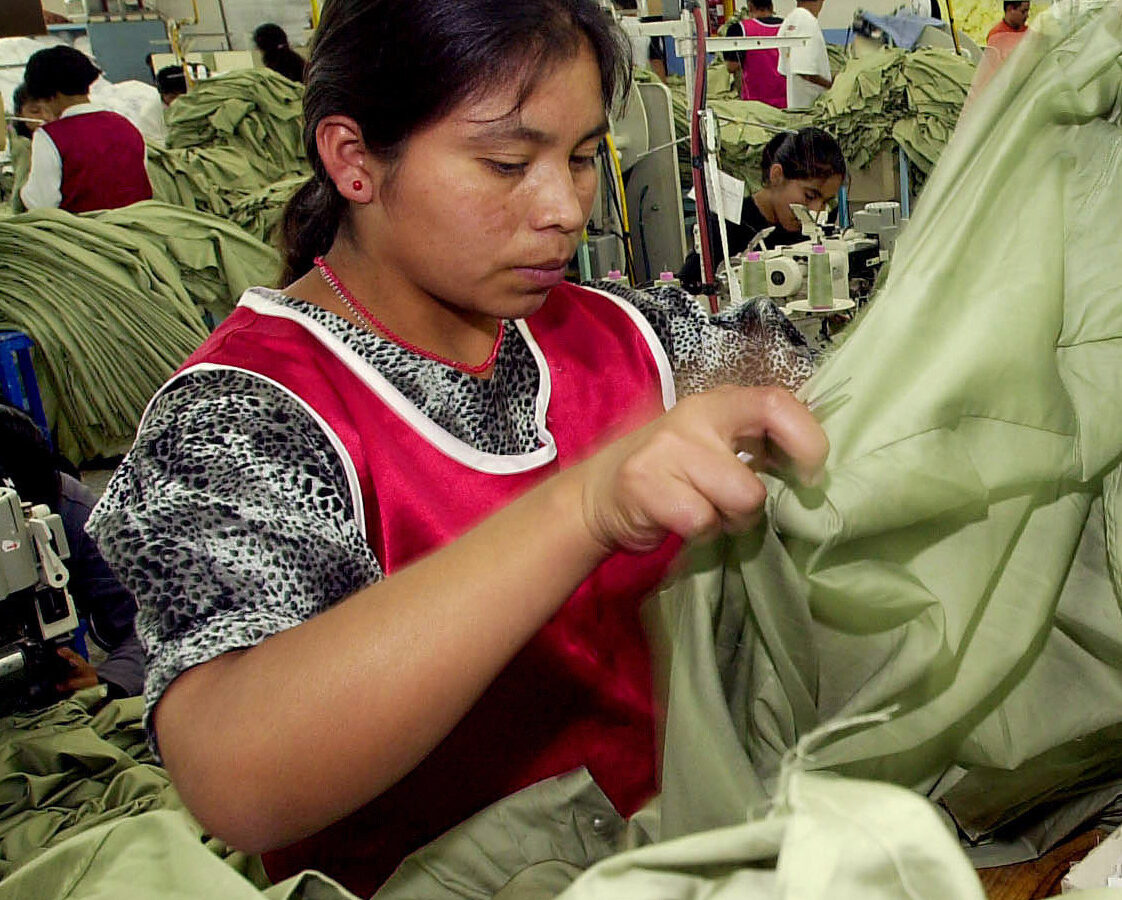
153;386;828;853
799;73;833;89
19;127;62;210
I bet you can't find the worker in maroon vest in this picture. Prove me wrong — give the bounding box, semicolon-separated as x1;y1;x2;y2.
20;46;152;214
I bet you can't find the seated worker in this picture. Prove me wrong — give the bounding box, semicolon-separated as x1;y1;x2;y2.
252;23;308;84
0;404;142;699
987;0;1030;45
87;0;828;896
155;66;188;106
20;46;152;214
678;126;846;291
724;0;786;107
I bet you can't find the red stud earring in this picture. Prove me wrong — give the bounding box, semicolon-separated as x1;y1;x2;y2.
352;179;363;191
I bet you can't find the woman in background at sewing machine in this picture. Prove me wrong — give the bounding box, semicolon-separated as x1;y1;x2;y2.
88;0;828;895
19;45;152;214
679;126;846;291
0;404;143;700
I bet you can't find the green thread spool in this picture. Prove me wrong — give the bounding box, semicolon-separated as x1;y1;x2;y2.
740;251;769;297
808;244;833;309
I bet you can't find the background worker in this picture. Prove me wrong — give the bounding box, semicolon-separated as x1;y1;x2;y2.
252;23;308;84
155;66;188;107
987;0;1030;45
678;127;846;291
0;404;142;700
20;46;152;213
724;0;786;107
777;0;832;110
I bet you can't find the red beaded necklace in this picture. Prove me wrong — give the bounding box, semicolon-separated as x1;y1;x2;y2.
314;256;505;376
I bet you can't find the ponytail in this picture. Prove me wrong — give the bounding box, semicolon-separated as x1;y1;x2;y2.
280;174;346;285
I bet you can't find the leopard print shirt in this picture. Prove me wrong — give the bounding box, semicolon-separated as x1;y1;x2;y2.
87;283;813;751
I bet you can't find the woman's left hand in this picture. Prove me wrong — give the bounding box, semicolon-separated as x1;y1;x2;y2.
56;647;100;694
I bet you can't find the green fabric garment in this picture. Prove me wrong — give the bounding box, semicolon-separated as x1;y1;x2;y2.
640;47;973;194
3;134;30;215
653;0;1122;861
148;69;311;231
0;202;280;463
227;176;309;245
165;69;307;181
0;689;265;888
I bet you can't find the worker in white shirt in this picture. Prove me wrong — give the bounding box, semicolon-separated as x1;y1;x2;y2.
777;0;832;110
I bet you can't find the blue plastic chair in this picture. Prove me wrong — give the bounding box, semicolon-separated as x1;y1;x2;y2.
0;332;50;441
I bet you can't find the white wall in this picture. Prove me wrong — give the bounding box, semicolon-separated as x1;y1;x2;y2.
136;0;313;50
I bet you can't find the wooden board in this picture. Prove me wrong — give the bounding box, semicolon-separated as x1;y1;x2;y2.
0;0;47;38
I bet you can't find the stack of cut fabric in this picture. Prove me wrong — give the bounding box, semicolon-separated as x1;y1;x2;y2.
816;47;975;175
146;144;288;220
164;68;307;180
0;202;280;463
642;46;973;194
149;68;311;223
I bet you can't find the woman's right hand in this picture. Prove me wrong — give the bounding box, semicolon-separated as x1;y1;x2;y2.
576;385;829;554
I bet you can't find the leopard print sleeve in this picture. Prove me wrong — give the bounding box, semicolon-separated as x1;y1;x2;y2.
87;368;381;757
589;281;816;395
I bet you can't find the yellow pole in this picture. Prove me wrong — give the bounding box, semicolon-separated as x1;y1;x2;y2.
942;0;963;54
310;0;321;29
723;0;736;19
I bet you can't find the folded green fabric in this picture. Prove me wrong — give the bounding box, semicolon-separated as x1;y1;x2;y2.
0;202;280;463
165;69;307;181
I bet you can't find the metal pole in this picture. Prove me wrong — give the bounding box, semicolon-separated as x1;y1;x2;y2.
898;145;911;219
216;0;231;49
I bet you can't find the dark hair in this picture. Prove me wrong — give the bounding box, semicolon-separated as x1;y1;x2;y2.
0;403;60;510
12;83;32;139
23;45;100;101
156;65;188;96
253;22;290;51
280;0;631;284
761;127;847;184
748;0;775;10
1003;0;1026;8
253;22;307;83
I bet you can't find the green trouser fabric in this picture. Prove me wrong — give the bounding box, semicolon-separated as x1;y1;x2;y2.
652;0;1122;861
642;46;973;194
165;68;307;178
0;202;280;463
0;689;265;889
4;134;29;215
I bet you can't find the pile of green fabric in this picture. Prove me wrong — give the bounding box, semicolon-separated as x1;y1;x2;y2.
816;47;976;175
148;69;311;230
0;690;262;884
227;176;308;245
643;45;975;194
0;202;280;463
164;68;307;179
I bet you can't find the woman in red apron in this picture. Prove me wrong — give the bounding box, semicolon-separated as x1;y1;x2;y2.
88;1;827;895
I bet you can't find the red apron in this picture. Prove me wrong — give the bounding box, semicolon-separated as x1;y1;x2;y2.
173;282;681;895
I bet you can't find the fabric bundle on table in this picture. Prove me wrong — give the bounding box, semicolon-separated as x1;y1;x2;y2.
148;68;311;231
0;202;280;463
